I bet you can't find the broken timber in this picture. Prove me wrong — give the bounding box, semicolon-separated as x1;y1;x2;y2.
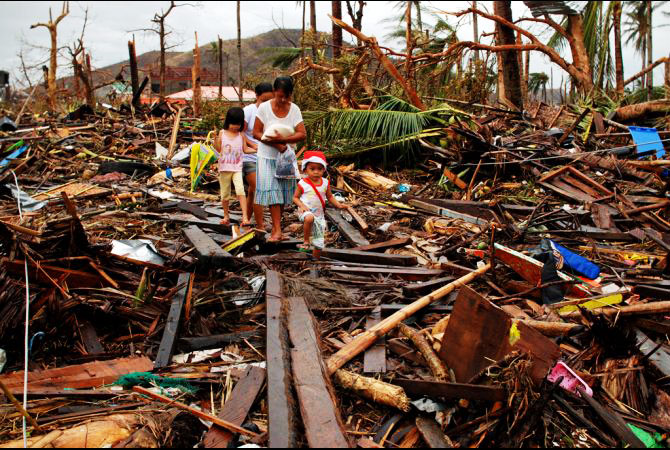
154;272;191;369
286;296;350;448
326;208;370;247
265;270;298;448
183;225;232;266
326;263;491;375
393;379;506;402
322;248;417;266
203;366;266;447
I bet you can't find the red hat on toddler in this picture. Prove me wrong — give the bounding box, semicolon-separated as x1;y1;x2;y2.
301;150;327;171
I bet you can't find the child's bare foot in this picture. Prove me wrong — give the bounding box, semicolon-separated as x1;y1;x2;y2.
268;233;283;243
220;218;231;225
297;243;310;250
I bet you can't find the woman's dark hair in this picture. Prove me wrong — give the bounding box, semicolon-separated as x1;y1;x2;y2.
273;76;294;96
223;107;245;131
255;82;273;97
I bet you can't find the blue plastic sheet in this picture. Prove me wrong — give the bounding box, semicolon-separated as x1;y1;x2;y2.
629;126;665;159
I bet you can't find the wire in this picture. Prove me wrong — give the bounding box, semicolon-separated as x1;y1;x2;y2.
455;137;670;167
11;170;29;449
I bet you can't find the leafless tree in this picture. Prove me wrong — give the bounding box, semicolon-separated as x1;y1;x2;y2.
30;1;70;110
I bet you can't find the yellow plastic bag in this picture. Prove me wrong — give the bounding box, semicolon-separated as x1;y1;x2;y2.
190;131;218;192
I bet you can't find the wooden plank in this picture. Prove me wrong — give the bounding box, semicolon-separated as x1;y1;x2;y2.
327;266;444;281
183;225;232;266
438;286;560;384
265;270;298;448
154;273;191;369
415;416;453;448
409;200;489;226
203;366;266;448
322;248;417;266
392;379;505;402
179;331;260;351
403;277;456;296
326;208;370;247
177;200;209;219
133;386;259;438
591;203;616;230
352;238;412;252
0;357;152;393
287;296;350;448
364;308;386;374
78;321;104;354
635;329;670;378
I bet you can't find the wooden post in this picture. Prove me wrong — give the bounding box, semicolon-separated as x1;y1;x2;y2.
154;273;190;369
192;32;202;117
237;1;243;103
218;35;223;99
665;55;670;99
128;39;139;106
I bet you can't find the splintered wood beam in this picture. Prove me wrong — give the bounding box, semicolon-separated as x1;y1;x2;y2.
154;273;191;369
265;270;298;448
415;416;454;448
287;296;351;448
326;208;370;247
352;238;412;252
321;248;417;266
363;307;386;374
183;225;232;267
392;379;506;402
203;366;266;448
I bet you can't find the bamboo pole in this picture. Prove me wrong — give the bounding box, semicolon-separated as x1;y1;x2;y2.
334;369;411;411
326;263;491;374
561;300;670;319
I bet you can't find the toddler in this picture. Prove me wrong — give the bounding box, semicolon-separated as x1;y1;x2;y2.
293;151;347;258
214;107;255;226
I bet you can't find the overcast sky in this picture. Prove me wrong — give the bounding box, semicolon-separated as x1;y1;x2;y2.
3;1;670;90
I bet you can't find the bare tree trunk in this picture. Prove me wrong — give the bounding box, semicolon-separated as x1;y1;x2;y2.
472;1;479;63
565;14;593;93
493;1;522;109
414;1;422;33
31;1;69;111
237;0;243;103
159;23;166;101
128;39;139;106
332;1;342;59
301;1;306;64
345;0;365;45
192;32;202;116
665;55;670;99
516;32;528;102
647;0;653;99
613;1;624;95
84;51;94;106
310;0;317;61
405;1;412;80
218;36;223;99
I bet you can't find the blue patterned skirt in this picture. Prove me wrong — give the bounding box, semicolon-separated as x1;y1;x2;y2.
255;156;297;206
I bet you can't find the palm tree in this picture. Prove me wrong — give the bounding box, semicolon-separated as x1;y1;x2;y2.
528;72;549;102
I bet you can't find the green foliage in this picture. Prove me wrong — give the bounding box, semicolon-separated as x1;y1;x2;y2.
259;46;305;70
303;95;470;159
195;100;229;132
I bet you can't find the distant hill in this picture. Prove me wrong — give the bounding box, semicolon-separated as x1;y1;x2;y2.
96;28;305;84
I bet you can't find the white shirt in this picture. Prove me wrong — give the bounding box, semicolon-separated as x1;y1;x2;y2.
243;103;260;163
298;178;329;218
255;101;304;160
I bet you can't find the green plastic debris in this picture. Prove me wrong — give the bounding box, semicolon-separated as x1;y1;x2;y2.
113;372;199;395
628;424;665;448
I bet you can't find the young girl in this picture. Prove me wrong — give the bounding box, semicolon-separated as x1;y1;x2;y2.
214;107;255;227
293;151;347;258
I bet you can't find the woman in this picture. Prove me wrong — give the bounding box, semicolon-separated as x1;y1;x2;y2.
253;76;306;242
243;82;274;230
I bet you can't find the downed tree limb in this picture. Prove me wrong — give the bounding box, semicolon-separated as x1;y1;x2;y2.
613;100;670;122
328;14;426;110
333;369;411;412
624;57;670;86
326;263;491;374
519;319;582;337
398;323;450;381
132;386;259;438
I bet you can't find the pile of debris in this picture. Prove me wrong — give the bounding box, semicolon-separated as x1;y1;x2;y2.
1;101;670;448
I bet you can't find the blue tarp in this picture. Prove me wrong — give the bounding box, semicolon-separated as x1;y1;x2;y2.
629;126;665;159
